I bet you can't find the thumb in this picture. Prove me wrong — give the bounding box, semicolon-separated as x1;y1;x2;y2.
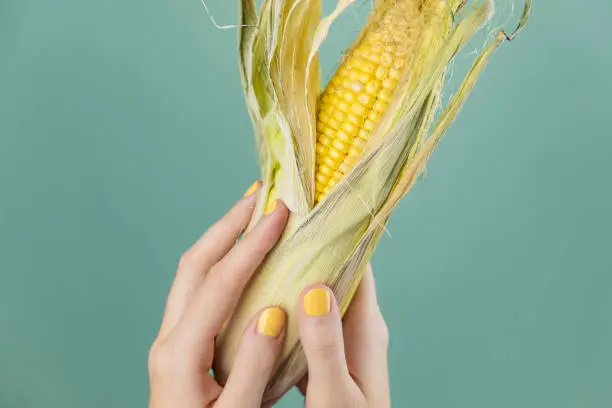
298;286;351;394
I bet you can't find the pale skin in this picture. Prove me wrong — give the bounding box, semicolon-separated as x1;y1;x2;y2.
148;183;391;407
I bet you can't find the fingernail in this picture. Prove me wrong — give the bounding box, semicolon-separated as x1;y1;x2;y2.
304;288;330;317
264;199;277;215
257;307;285;337
244;181;260;197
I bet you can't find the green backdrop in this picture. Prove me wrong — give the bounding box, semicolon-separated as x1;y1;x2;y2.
1;0;611;407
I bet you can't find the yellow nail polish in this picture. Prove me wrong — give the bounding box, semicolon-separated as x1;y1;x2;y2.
304;288;330;316
257;307;285;337
264;199;277;214
244;181;259;197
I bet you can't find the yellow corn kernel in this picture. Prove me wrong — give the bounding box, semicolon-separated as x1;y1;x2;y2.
352;137;368;149
372;100;388;114
332;109;346;121
357;93;375;108
319;164;334;178
319;135;333;148
316;143;328;156
316;172;329;184
365;80;382;95
339;162;353;174
328;147;344;162
363;120;376;132
379;88;394;102
341;122;359;138
332;139;351;153
349;145;362;158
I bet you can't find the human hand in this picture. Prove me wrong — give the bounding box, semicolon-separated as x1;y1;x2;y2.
148;182;290;408
295;264;391;408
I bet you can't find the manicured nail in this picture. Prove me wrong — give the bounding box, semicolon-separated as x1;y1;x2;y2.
244;181;260;197
264;199;277;215
257;307;285;337
304;288;330;316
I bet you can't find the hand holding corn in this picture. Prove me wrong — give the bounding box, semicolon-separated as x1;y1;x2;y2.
148;188;390;407
295;264;390;408
148;191;290;408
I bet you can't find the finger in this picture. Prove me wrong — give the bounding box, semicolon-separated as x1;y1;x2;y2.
174;200;289;348
157;183;261;338
298;286;352;395
343;264;390;405
216;307;286;408
344;264;384;326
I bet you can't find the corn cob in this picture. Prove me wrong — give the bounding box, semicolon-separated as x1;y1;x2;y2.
315;3;424;203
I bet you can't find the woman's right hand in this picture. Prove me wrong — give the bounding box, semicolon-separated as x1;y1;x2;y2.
295;264;391;408
148;184;291;408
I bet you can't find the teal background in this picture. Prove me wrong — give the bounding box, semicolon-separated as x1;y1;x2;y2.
1;0;611;407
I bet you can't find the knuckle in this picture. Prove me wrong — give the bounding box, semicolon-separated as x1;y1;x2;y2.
148;340;195;376
178;249;194;270
148;342;174;376
376;316;389;346
211;262;246;297
148;341;160;372
371;313;390;348
208;264;232;290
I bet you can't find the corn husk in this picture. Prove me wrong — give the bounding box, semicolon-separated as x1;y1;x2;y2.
213;0;531;402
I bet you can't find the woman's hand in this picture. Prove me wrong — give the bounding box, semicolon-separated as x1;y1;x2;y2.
296;264;391;408
148;183;290;408
148;181;390;407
